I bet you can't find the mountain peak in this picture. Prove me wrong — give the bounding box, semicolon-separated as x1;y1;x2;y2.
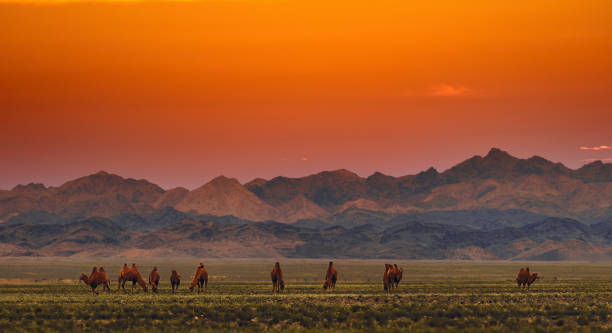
208;176;241;186
484;147;514;160
11;183;47;192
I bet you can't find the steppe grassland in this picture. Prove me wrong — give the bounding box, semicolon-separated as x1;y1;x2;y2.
0;259;610;332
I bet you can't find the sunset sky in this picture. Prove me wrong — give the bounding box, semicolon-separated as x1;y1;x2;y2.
1;0;611;190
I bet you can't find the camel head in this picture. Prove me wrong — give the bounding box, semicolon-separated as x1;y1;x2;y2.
323;279;331;290
79;273;89;283
140;280;148;292
530;273;539;284
280;280;285;291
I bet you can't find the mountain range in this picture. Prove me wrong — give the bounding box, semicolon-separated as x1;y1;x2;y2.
1;148;611;260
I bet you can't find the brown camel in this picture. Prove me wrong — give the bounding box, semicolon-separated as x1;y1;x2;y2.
189;263;208;293
120;264;148;293
383;264;392;291
323;261;338;291
117;263;129;291
170;270;181;293
271;262;284;292
149;266;160;293
516;267;539;289
392;264;403;289
80;266;110;295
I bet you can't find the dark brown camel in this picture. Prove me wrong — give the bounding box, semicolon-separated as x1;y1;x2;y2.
170;270;181;293
323;261;338;291
516;267;539;289
271;262;284;292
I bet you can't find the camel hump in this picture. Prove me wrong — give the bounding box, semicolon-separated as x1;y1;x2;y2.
99;267;105;272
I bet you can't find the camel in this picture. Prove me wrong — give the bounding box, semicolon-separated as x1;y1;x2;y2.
170;270;181;293
80;266;111;295
271;262;284;292
383;264;403;291
323;261;338;291
392;264;403;289
189;263;208;293
119;264;148;293
516;267;539;289
117;263;129;291
383;264;392;291
149;266;160;293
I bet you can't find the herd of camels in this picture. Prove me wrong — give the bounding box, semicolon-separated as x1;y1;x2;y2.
79;261;539;295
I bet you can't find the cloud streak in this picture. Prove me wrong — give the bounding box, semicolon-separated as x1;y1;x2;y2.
579;145;612;151
429;84;470;97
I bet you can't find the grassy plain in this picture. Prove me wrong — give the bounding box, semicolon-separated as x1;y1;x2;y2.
0;259;610;332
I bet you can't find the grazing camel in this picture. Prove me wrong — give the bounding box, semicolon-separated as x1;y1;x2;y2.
323;261;338;291
121;264;148;293
271;262;284;292
117;263;129;291
189;263;208;293
80;266;111;295
149;267;160;293
516;267;539;289
170;270;181;293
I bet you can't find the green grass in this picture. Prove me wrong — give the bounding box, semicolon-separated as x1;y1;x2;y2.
0;259;610;332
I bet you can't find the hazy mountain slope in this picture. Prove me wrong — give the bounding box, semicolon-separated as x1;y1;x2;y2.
174;176;279;221
1;216;609;260
0;172;165;221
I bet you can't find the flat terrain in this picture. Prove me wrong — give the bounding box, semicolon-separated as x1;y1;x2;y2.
0;259;610;332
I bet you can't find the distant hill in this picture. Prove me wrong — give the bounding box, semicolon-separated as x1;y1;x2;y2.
1;148;611;259
0;216;609;260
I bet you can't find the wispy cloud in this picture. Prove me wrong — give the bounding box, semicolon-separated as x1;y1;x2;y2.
579;145;612;151
429;84;470;97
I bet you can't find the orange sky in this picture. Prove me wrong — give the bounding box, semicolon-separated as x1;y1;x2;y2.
1;0;611;189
